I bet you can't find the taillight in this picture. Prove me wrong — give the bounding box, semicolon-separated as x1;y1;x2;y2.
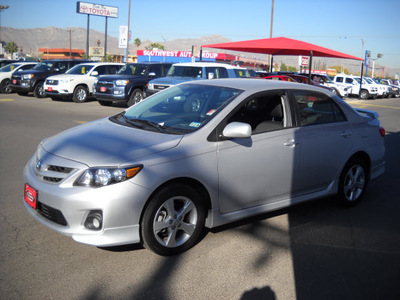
379;127;385;137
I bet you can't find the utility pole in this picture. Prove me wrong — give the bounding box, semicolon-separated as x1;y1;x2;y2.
269;0;274;72
69;29;72;58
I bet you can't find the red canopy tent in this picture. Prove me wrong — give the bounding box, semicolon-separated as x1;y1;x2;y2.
202;37;363;61
202;37;364;81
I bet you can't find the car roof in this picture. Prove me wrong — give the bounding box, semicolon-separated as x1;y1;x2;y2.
181;78;332;95
171;62;244;69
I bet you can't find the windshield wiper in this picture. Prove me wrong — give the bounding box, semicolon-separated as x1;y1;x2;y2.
121;113;167;133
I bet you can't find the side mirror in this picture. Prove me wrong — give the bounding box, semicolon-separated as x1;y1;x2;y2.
148;72;156;77
53;68;60;72
91;70;99;76
222;122;252;138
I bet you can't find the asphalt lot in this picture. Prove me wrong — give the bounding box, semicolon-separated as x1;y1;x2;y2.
1;93;400;300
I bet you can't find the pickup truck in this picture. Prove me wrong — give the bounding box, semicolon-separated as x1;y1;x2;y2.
10;60;89;98
146;62;250;96
44;62;123;103
333;74;378;99
93;62;172;106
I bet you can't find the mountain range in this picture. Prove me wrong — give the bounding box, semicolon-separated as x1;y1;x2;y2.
2;26;399;77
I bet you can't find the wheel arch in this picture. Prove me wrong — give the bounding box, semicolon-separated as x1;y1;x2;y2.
343;151;371;182
139;177;212;225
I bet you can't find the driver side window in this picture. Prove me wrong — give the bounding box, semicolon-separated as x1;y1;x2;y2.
228;93;286;134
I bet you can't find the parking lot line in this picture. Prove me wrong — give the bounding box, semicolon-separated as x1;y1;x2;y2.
0;99;15;102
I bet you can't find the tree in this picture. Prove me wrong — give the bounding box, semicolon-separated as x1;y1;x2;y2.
5;41;18;54
134;38;141;49
145;42;165;50
288;66;297;72
329;65;350;75
280;63;287;71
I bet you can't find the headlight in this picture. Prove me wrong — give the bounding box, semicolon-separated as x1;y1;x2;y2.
148;83;154;89
116;80;129;86
75;165;142;187
22;74;34;80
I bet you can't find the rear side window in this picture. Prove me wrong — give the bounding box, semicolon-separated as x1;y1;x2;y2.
293;91;346;126
205;67;228;79
335;77;343;83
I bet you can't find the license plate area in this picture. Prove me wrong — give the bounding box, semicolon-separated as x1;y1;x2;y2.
100;87;107;92
24;184;38;209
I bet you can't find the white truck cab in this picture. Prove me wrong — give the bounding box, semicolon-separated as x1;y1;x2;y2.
333;74;378;99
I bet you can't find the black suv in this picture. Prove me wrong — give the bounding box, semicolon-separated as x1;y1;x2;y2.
10;59;89;98
93;62;172;106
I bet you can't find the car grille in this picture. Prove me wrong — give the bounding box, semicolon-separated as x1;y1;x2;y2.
35;162;75;184
46;79;59;85
37;201;68;226
97;80;113;87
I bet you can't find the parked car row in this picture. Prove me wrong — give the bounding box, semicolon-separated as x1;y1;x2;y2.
3;59;400;105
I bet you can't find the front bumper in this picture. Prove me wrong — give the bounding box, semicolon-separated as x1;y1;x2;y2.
23;153;152;247
93;86;128;102
10;80;34;93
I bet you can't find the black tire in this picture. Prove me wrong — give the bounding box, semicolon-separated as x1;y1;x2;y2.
72;85;89;103
338;158;368;207
0;79;12;93
359;89;369;100
33;82;46;98
127;88;143;107
98;100;112;106
141;183;206;256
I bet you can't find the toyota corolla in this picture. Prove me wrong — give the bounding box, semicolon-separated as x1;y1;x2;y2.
23;78;385;256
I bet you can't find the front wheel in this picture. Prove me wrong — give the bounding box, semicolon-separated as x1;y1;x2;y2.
33;82;46;98
359;89;369;100
0;79;12;93
72;85;89;103
338;158;368;207
141;183;206;256
127;88;143;106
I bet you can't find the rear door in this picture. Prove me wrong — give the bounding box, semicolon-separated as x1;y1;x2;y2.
290;90;354;194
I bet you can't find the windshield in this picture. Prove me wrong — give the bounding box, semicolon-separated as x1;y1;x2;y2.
233;69;251;78
66;64;95;75
117;64;148;76
118;84;242;134
0;63;21;72
365;78;374;84
167;66;203;78
33;61;55;71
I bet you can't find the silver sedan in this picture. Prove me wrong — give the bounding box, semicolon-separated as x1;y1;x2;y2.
23;78;385;255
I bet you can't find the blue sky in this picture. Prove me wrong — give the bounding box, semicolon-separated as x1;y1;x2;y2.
2;0;400;68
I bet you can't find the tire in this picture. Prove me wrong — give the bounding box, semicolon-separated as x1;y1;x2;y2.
72;85;89;103
98;100;112;106
33;82;46;98
338;158;368;207
0;79;12;93
141;183;206;256
127;88;143;106
359;89;369;100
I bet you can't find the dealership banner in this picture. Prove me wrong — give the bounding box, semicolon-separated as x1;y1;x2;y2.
137;50;234;60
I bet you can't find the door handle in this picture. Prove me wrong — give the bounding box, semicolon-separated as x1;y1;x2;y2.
340;131;352;138
284;139;299;147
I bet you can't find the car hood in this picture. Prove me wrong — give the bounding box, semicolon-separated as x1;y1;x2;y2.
41;117;183;167
151;76;202;85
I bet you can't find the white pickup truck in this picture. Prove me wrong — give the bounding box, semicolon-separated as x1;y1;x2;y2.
44;62;124;103
333;74;378;99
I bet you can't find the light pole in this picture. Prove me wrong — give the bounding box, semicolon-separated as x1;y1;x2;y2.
0;5;9;56
371;53;383;78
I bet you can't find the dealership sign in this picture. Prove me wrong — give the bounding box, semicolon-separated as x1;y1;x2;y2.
299;56;310;67
76;1;118;18
138;50;229;59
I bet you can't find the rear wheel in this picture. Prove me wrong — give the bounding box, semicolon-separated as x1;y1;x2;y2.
33;82;46;98
141;183;206;256
0;79;12;93
338;158;368;207
127;88;143;106
72;85;89;103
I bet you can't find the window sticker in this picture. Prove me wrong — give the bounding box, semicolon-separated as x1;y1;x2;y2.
206;109;216;116
81;67;85;74
189;122;201;128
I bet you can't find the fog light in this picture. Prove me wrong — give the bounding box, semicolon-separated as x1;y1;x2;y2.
84;210;103;231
